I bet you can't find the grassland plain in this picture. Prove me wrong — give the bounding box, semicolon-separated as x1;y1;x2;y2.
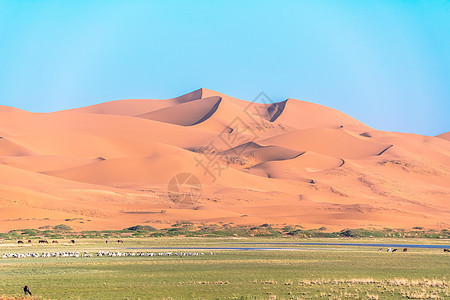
0;238;449;299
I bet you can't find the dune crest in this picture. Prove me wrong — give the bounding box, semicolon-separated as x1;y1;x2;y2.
436;131;450;141
137;96;222;126
0;137;36;156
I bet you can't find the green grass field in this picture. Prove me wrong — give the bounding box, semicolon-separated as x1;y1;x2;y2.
0;238;449;299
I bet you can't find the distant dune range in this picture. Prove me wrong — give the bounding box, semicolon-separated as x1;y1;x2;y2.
0;88;449;231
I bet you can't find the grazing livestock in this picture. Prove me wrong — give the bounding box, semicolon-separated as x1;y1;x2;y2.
377;248;383;252
2;251;215;259
403;248;408;252
23;285;32;296
387;248;391;252
117;240;124;243
18;241;24;244
444;249;450;253
52;241;58;244
70;240;75;244
38;240;48;244
28;240;32;243
392;249;398;252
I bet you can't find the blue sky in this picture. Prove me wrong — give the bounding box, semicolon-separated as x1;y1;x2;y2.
0;0;448;135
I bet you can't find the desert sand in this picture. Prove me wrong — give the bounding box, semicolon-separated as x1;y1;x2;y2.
0;88;448;231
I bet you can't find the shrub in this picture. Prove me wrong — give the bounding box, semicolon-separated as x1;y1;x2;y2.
54;224;73;232
125;225;157;231
282;226;293;232
21;229;39;236
339;229;354;237
172;221;193;227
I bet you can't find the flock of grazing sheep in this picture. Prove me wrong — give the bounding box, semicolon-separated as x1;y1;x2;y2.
0;239;218;259
2;251;216;259
379;247;450;253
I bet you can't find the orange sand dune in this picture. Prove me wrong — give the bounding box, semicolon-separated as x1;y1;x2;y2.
0;137;36;156
246;151;344;180
223;142;302;165
269;98;372;131
0;105;28;113
437;131;450;141
1;155;100;173
137;96;223;126
260;128;390;159
0;110;218;149
360;130;450;163
0;89;448;231
65;88;204;116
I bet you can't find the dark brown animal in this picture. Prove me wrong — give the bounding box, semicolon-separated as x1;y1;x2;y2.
27;240;32;243
392;248;398;252
403;248;407;252
70;240;75;244
23;285;32;296
52;240;58;244
18;240;24;244
39;240;48;244
117;240;124;243
444;249;450;253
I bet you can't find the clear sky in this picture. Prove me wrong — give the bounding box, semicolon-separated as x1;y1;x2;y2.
0;0;448;136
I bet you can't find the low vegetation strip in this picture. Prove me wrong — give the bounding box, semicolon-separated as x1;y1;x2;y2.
1;223;449;240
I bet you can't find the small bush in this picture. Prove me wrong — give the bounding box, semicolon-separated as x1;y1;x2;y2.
340;229;354;237
125;225;157;232
21;229;39;236
54;224;73;232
